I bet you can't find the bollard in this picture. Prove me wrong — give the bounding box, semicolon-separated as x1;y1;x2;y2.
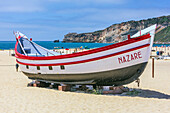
152;58;154;78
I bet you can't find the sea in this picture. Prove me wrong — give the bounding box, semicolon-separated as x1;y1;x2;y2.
0;41;170;50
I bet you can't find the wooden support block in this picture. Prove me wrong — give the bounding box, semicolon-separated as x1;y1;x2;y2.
104;86;129;94
58;86;71;91
33;83;37;87
109;86;114;90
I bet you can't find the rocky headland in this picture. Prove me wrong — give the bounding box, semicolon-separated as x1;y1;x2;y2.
62;15;170;43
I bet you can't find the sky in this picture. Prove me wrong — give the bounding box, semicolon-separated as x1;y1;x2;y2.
0;0;169;41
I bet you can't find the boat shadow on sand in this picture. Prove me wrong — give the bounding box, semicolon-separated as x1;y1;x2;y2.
53;87;170;99
68;88;170;99
114;88;170;99
28;83;170;100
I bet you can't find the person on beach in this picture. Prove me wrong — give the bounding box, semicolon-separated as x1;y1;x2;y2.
16;63;19;72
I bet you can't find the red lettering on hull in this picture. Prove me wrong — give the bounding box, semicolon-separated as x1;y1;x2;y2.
118;57;123;64
131;54;134;61
126;55;130;62
118;51;142;64
123;56;126;63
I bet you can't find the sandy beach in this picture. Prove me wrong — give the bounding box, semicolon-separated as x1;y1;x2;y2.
0;50;169;113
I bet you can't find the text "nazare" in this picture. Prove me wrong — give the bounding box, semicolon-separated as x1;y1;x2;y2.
118;51;142;64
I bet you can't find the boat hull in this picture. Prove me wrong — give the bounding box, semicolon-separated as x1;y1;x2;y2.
23;62;147;86
14;24;156;86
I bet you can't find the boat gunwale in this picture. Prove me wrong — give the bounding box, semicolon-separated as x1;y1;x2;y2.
15;34;151;60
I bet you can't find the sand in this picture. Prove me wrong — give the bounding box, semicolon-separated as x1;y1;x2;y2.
0;50;169;113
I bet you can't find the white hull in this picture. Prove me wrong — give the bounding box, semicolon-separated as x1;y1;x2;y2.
14;24;156;85
18;42;150;74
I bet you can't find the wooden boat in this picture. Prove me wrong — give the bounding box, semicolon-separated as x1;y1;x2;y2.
14;24;157;86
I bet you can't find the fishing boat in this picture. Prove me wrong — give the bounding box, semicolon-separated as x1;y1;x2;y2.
14;24;157;86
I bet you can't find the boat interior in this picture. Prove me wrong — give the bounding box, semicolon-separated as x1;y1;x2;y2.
17;37;60;56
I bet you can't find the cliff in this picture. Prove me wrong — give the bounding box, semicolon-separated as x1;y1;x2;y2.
63;15;170;43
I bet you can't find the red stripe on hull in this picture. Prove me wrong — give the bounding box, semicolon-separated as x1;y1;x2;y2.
15;34;151;60
16;44;150;66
